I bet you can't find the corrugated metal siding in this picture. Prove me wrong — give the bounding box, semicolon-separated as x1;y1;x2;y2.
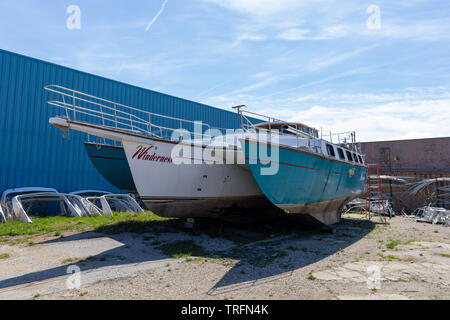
0;49;245;194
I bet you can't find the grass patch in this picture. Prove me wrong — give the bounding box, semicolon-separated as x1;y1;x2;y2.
440;254;450;258
0;212;173;238
378;253;405;261
386;241;399;250
227;245;289;268
61;258;80;265
0;253;10;259
159;240;208;259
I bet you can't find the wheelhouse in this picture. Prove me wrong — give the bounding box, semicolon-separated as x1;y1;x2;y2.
254;122;319;138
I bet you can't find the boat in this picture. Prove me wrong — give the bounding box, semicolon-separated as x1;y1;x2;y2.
83;142;137;194
46;85;282;220
238;109;368;225
46;85;367;225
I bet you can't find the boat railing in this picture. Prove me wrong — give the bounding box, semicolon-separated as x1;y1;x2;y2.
233;108;319;152
235;107;362;155
234;107;289;131
45;85;213;141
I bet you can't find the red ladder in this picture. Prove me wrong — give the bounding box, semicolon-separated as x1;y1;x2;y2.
365;164;387;222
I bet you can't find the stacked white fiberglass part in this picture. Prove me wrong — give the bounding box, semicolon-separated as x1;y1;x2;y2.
0;203;6;224
86;194;145;216
0;188;144;224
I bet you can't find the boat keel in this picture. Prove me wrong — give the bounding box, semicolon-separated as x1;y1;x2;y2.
279;196;358;225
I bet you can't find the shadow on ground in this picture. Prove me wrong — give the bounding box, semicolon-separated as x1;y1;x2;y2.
0;214;377;296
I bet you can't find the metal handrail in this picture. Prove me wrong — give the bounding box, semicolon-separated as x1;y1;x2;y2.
45;85;213;140
235;107;362;155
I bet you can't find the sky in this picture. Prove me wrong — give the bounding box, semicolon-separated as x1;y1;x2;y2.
0;0;449;142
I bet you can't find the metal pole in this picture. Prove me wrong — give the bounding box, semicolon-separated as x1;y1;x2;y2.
114;104;118;129
72;91;76;121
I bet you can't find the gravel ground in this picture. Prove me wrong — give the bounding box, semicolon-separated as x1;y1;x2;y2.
0;214;449;300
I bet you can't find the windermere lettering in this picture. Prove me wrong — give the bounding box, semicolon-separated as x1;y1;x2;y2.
132;145;172;163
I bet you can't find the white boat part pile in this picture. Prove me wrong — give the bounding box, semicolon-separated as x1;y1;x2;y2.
342;198;395;217
65;194;103;217
11;193;82;223
0;204;6;224
404;206;450;227
86;194;144;215
70;190;111;197
0;187;145;224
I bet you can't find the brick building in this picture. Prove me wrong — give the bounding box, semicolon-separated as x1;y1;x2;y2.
360;137;450;211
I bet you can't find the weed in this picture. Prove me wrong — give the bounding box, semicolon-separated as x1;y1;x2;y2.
386;241;399;250
159;240;208;259
0;253;10;259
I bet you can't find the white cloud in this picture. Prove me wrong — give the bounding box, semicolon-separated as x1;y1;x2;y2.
262;99;450;142
204;0;301;16
205;0;450;45
277;28;311;40
231;33;266;48
202;83;450;142
306;46;374;72
231;76;281;94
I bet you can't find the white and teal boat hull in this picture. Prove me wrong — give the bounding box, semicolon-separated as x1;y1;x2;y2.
241;139;368;225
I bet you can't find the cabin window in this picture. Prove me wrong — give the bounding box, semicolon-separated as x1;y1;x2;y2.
353;153;359;163
346;151;353;162
337;148;345;160
358;155;363;164
326;144;336;158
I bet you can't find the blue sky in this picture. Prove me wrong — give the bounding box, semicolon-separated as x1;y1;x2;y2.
0;0;449;141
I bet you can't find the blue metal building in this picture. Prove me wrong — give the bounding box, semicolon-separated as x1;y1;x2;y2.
0;49;244;194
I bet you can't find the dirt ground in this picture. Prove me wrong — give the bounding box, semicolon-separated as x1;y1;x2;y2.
0;213;449;300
